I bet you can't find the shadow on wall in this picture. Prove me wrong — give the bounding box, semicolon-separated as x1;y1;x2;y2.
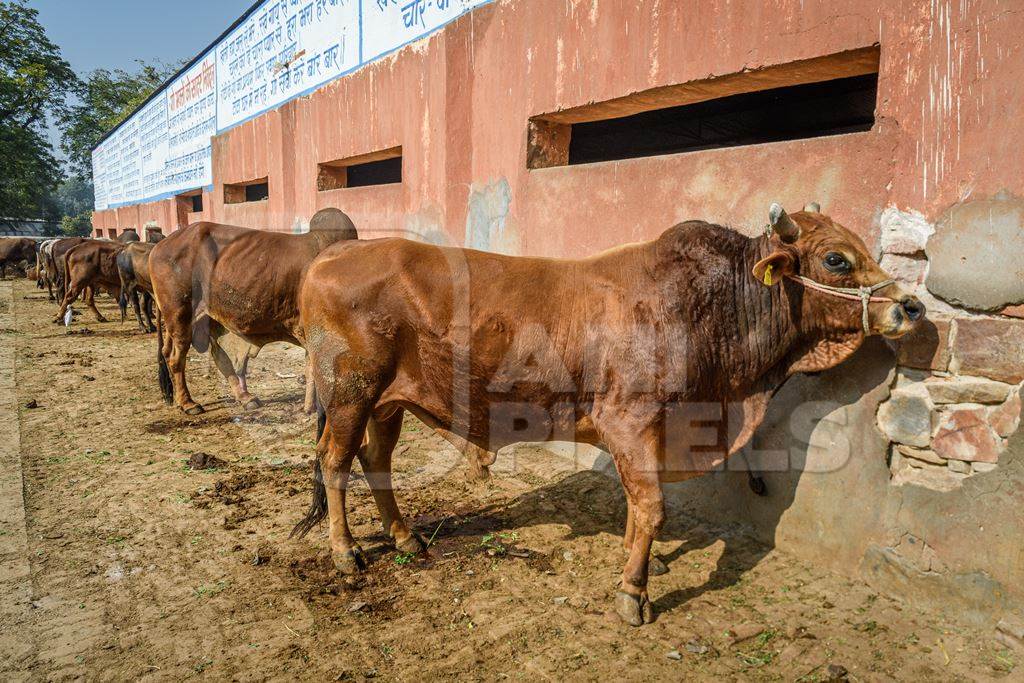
642;338;893;610
448;338;896;615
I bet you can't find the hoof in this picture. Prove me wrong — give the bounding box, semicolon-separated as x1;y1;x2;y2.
183;404;206;416
614;590;654;627
242;397;263;411
333;547;367;575
649;555;669;576
748;475;768;496
395;532;427;555
96;316;108;323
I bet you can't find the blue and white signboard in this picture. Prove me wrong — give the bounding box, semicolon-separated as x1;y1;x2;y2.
92;0;491;211
217;0;360;131
361;0;485;61
166;54;217;193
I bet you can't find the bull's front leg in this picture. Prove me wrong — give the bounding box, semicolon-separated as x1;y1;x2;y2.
598;421;665;626
86;287;107;323
303;351;317;414
623;504;669;576
209;338;261;410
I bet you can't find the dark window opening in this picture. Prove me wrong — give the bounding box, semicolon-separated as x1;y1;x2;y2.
244;182;269;202
317;147;402;191
564;73;877;166
346;156;402;187
190;194;203;212
225;178;270;204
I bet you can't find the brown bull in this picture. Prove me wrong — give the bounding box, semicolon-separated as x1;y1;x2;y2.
36;238;58;297
47;237;91;301
56;240;124;324
0;237;36;278
293;204;925;626
117;241;157;333
149;208;358;415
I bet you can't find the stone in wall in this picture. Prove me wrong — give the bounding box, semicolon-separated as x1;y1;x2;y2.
896;318;952;372
923;375;1012;404
880;375;1022;489
876;203;1024;492
876;383;933;447
932;407;1001;463
990;389;1022;438
925;193;1024;312
878;207;934;256
952;317;1024;384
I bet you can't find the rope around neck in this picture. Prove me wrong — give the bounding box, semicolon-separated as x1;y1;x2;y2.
786;275;897;334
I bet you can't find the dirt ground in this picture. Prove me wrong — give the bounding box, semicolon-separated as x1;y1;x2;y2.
0;278;1016;682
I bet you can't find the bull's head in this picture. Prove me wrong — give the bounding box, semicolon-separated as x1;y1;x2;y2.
752;203;925;339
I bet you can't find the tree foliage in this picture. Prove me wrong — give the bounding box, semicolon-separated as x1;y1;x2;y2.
60;60;181;180
0;0;77;219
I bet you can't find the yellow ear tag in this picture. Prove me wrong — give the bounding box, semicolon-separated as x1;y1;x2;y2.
763;264;774;286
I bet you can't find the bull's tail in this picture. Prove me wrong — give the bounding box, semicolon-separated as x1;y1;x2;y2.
156;310;173;404
290;399;328;539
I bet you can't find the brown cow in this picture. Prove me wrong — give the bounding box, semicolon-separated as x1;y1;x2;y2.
56;240;124;324
0;237;36;278
117;229;140;243
149;208;358;415
292;204;925;626
117;241;157;332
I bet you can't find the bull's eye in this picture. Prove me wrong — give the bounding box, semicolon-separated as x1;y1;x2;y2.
823;252;850;273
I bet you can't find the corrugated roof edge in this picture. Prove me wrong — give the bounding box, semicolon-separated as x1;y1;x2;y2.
90;0;265;152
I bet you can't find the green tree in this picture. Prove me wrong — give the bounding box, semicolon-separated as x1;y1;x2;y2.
0;0;77;219
60;60;181;180
50;176;94;235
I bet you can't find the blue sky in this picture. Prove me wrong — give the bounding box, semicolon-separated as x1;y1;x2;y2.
33;0;255;75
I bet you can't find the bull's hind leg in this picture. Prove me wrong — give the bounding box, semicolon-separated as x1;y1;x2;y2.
142;293;156;333
321;402;375;574
358;408;425;554
162;308;203;414
129;288;147;332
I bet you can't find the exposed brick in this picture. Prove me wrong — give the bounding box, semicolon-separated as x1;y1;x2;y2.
932;407;1002;463
896;318;952;372
953;317;1024;384
989;389;1022;438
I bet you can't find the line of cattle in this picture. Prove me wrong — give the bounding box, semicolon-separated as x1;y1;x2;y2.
5;204;926;625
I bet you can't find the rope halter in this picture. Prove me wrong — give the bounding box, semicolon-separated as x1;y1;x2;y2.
786;275;897;334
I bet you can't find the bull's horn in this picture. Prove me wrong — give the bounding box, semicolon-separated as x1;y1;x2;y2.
769;203;801;243
804;202;821;213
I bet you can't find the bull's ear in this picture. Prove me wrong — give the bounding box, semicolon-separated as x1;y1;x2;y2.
768;202;801;243
752;251;794;287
